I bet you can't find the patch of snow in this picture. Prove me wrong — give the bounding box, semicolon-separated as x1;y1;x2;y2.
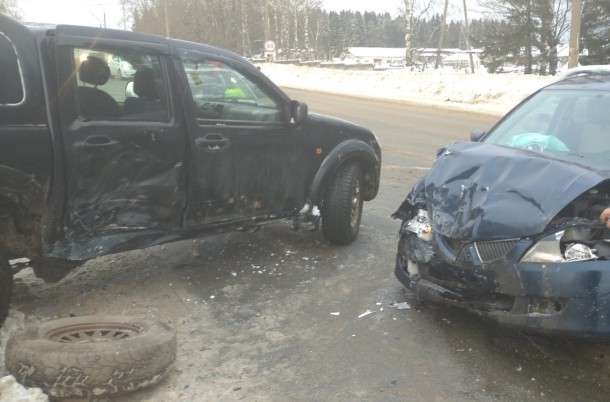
259;63;556;116
0;312;49;402
0;376;48;402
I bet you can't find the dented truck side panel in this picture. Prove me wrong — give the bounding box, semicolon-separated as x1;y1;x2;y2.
0;18;52;261
0;15;381;279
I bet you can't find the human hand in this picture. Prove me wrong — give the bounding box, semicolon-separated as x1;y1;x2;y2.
600;208;610;229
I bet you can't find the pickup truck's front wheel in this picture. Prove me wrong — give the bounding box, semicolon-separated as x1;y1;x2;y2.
322;161;363;245
0;252;12;326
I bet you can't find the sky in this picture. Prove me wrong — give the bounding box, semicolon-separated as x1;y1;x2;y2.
17;0;127;28
15;0;480;30
15;0;405;29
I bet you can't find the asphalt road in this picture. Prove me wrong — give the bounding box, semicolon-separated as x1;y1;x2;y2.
10;90;610;401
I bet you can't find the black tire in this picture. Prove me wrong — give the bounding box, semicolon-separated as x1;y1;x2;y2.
5;315;177;399
322;161;364;245
0;253;12;327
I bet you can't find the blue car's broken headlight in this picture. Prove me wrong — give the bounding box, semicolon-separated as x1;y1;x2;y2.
404;209;432;242
521;230;598;263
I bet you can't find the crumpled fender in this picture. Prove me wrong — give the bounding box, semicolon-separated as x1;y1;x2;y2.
394;141;608;240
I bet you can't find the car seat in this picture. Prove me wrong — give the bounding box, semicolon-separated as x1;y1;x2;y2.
578;96;610;154
77;55;120;119
124;67;166;119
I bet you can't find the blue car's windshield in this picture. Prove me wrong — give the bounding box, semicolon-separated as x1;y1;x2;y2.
483;88;610;166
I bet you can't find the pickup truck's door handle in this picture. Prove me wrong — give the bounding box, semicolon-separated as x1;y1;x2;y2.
74;136;121;152
195;133;231;152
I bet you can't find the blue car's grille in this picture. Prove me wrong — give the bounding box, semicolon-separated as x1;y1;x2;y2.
474;239;519;263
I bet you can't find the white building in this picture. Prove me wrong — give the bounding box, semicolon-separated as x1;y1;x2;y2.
341;47;483;70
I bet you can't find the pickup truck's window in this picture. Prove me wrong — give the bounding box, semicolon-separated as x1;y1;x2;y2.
73;48;169;121
180;56;281;123
0;33;24;106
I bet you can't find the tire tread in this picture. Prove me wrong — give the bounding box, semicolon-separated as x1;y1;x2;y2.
322;162;363;245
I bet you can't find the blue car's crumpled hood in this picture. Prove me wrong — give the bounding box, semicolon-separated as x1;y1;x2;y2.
407;141;610;240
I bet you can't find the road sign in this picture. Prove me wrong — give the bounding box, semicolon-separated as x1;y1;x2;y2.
264;40;276;52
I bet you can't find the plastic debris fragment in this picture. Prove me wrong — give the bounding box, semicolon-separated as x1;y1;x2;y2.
358;310;375;318
392;302;411;310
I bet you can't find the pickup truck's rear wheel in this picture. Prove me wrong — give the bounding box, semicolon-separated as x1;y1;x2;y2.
5;315;176;399
0;252;12;326
322;161;363;245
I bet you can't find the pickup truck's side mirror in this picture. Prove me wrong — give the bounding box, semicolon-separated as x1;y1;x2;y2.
290;100;308;126
470;128;486;142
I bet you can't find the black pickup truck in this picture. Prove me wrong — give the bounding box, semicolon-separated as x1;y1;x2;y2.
0;15;381;324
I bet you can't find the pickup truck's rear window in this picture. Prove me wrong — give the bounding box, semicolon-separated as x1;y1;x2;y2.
0;32;24;106
73;48;169;122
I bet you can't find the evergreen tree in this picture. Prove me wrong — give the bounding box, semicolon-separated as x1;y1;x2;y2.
581;0;610;64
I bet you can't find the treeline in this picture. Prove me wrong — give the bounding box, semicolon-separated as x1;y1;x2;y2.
122;0;610;75
128;1;501;58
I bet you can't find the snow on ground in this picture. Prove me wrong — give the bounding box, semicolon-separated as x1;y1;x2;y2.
0;64;556;402
0;375;48;402
259;63;557;116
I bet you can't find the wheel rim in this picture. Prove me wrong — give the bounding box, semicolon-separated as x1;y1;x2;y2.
350;179;362;227
46;322;143;343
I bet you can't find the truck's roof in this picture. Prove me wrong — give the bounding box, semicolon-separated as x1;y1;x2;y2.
17;18;253;69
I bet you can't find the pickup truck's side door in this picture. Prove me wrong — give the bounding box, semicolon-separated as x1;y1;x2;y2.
53;29;187;259
176;51;314;227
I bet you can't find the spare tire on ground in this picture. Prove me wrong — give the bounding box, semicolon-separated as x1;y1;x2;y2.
5;315;176;399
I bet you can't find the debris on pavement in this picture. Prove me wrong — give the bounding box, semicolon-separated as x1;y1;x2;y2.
391;302;411;310
358;310;375;318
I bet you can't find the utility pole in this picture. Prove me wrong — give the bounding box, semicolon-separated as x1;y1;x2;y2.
462;0;475;73
568;0;583;68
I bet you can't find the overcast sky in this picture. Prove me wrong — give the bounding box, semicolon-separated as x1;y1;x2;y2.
17;0;406;28
18;0;126;28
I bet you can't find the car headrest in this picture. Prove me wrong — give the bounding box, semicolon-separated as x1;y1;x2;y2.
133;68;158;100
79;56;110;86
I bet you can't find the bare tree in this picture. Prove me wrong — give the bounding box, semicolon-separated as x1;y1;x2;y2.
0;0;20;19
404;0;413;65
403;0;439;67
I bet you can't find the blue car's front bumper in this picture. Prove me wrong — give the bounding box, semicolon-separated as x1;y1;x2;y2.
395;231;610;338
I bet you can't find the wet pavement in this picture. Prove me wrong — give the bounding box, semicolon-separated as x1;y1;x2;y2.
5;93;610;401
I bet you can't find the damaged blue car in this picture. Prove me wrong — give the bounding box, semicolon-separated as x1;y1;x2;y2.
394;67;610;337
